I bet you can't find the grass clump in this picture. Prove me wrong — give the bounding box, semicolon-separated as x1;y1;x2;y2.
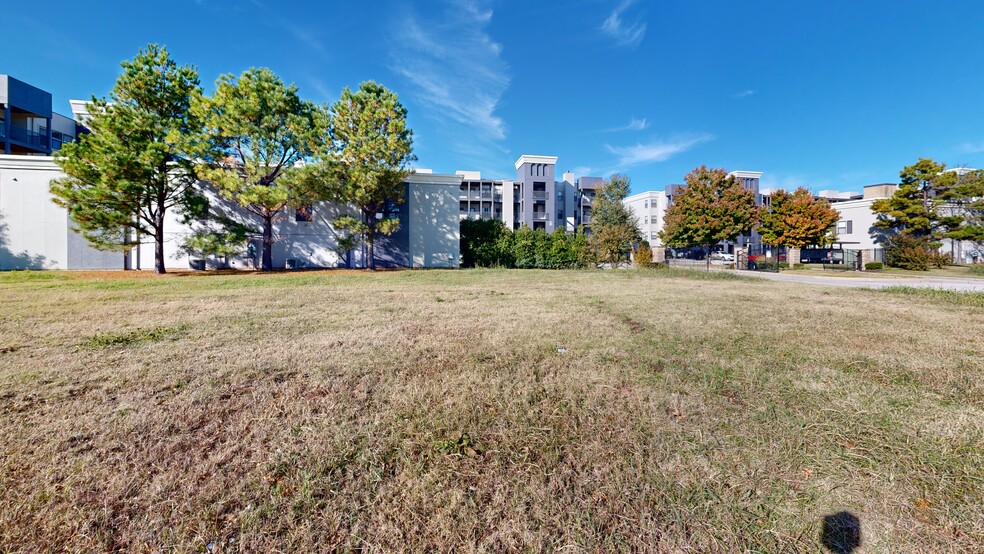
879;286;984;308
82;324;188;348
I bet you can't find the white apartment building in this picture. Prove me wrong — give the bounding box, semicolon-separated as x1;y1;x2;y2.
624;190;668;245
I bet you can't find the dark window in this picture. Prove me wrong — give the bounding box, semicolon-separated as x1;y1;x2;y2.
296;205;313;222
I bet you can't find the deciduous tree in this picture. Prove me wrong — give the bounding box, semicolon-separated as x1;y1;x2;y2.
589;173;640;266
327;81;415;271
758;187;839;248
51;44;205;274
660;166;760;269
194;68;328;271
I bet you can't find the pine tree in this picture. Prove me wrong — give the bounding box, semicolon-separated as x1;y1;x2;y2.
194;68;328;271
51;44;206;274
326;82;415;271
871;158;955;242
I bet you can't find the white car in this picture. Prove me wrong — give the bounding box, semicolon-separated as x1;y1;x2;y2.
711;252;734;262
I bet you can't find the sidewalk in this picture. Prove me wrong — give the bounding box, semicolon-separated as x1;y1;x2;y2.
733;270;984;292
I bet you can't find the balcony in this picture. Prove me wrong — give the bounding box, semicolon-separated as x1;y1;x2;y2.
9;126;49;148
531;212;548;221
532;191;548;200
581;216;592;224
580;196;594;206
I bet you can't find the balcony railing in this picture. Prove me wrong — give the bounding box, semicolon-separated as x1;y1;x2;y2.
580;196;594;206
581;216;592;224
531;212;548;221
532;191;548;200
9;126;49;148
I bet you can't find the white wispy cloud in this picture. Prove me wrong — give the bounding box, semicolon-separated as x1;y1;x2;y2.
959;141;984;154
605;117;649;132
606;134;714;166
570;166;594;178
275;17;331;63
241;1;331;63
601;0;647;48
734;89;755;98
391;0;510;170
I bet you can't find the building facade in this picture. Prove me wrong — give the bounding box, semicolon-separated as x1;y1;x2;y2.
456;155;604;234
1;75;80;156
624;190;668;245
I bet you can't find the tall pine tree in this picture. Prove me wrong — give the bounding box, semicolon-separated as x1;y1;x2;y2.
326;82;415;271
194;68;329;271
51;44;206;274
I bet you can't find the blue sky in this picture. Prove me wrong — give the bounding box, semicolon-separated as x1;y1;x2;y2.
4;0;984;193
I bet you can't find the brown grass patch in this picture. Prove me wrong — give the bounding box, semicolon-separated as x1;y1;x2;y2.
0;268;981;552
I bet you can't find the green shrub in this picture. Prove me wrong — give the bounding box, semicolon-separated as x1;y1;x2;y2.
461;221;592;269
778;262;790;270
885;234;934;271
460;219;514;267
865;262;884;271
970;264;984;276
930;250;951;269
634;241;653;267
792;263;807;270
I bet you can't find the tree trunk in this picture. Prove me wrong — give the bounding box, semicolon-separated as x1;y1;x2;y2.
367;215;376;271
154;219;166;274
261;216;273;272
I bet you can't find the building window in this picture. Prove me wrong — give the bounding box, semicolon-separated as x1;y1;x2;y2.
836;220;853;234
644;216;649;224
644;200;648;208
651;232;659;240
296;205;313;222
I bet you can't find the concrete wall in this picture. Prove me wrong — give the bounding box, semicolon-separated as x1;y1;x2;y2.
0;156;67;269
830;198;887;250
407;178;460;268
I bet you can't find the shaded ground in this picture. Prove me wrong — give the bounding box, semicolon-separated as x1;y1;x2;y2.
0;269;981;552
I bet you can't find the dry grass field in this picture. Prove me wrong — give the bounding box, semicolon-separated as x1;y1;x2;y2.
0;268;981;552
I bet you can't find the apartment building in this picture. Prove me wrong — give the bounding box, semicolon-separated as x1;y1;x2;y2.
456;155;604;233
1;75;81;156
624;190;668;245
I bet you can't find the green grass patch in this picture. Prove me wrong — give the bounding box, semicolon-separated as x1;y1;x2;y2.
81;324;189;348
879;286;984;308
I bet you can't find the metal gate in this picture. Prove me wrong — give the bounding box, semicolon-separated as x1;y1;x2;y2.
737;245;784;273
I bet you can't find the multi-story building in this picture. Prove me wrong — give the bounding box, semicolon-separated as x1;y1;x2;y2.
1;75;81;156
624;190;668;245
456;155;605;234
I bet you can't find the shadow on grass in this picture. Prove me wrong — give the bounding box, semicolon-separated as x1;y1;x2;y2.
821;512;862;554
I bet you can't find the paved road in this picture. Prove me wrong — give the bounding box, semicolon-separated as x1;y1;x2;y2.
732;270;984;292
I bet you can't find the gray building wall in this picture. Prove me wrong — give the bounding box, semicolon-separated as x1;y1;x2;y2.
515;156;557;232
